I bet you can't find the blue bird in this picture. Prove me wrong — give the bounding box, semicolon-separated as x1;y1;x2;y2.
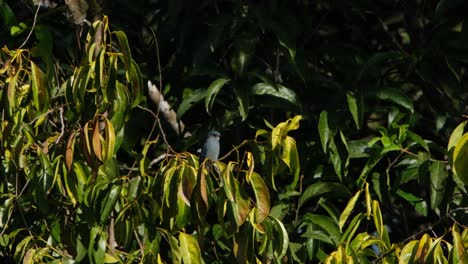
199;130;221;164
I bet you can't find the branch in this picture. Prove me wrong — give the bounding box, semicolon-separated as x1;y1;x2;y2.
147;81;191;138
136;105;175;153
18;1;42;49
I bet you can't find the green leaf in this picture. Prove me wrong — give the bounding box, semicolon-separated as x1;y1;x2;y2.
128;176;141;200
0;1;16;26
14;235;33;262
251;82;301;109
235;85;250;121
407;130;430;152
358;149;385;187
234;225;253;263
30;61;49;112
128;60;143;106
396;189;428;216
36;149;54;214
205;77;230;115
62;163;79;206
220;162;236;202
318;199;341;223
177;89;207;118
301;229;334;245
374;87;414;114
7;68;20;116
435;0;466;18
89;227;106;264
302;214;341;246
100;183;122;224
31;26;53;62
318;110;330;153
10;22;27;36
357;51;404;80
269;204;289;220
179;232;202;264
346;92;364;129
348;140;371;158
299;182;351;208
70;65;92;112
103;118;116;162
429;161;448;212
270;216;289;259
114;31;132;72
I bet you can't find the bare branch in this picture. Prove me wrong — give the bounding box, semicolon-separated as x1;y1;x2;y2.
55;107;65;144
147;81;191;138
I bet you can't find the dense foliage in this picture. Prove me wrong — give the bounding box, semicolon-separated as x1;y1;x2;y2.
0;0;467;263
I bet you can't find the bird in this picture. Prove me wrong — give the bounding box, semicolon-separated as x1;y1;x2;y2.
199;130;221;165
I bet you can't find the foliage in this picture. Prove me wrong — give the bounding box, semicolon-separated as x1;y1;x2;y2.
1;0;467;263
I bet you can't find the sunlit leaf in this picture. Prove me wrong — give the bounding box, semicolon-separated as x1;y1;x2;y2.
452;133;468;185
230;178;250;227
250;172;270;223
372;200;390;248
104;117;116;162
341;213;365;244
451;224;468;264
179;232;202;264
92;118;103;162
281;136;300;188
448;121;466;152
339;190;361;232
399;240;418;264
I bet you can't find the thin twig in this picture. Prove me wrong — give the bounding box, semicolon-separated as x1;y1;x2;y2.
55;107;65;144
294;174;305;225
150;28;163;100
18;1;42;49
137;105;175;153
218;140;249;161
149;153;177;167
133;230;144;256
0;207;14;237
109;212;116;252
